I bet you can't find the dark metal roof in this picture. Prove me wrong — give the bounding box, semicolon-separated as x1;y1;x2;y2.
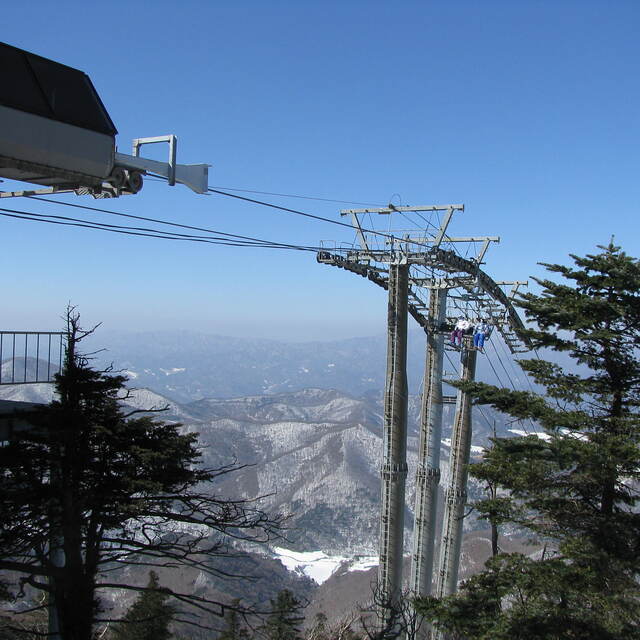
0;41;117;136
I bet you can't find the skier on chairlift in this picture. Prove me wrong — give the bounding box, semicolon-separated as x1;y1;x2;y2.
451;316;470;347
473;318;491;351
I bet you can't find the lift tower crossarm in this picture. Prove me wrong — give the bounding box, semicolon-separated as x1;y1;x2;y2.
340;204;464;215
397;236;500;244
507;281;528;301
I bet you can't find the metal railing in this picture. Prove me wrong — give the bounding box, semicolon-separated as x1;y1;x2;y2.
0;332;66;385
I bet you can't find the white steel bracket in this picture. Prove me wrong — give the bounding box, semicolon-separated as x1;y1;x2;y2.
115;135;210;194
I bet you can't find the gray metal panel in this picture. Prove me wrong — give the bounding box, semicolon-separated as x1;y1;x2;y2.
0;104;114;186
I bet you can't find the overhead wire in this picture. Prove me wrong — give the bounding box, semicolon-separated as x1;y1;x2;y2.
28;196;304;248
152;177;483;269
25;195;312;251
0;205;318;251
208;186;385;207
485;340;516;391
482;346;508;390
23;185;444;255
19;177;483;269
206;187;455;254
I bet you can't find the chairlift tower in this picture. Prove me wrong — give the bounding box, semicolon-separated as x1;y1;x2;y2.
379;259;410;618
318;204;529;637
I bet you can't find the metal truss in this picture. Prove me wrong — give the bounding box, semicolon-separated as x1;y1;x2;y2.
320;202;529;352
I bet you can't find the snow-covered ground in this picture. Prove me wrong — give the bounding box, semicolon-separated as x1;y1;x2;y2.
510;428;588;442
160;367;186;376
442;438;485;455
509;428;551;441
273;547;377;585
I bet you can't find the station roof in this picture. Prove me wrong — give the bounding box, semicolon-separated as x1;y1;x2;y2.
0;41;117;136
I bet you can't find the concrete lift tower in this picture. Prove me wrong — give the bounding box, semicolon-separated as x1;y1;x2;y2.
318;204;528;637
0;41;208;199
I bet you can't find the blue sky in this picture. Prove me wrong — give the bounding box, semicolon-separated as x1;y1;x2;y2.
1;1;638;341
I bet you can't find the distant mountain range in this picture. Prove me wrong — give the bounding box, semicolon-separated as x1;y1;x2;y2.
72;328;530;403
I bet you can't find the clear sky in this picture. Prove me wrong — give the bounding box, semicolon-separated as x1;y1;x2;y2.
1;1;638;341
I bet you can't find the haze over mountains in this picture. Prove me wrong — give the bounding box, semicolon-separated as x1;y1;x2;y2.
79;328;527;403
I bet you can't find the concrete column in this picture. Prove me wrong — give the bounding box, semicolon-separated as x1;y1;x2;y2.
378;262;409;627
410;288;447;604
435;337;477;599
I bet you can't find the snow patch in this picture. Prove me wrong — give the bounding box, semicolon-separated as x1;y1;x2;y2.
272;547;377;585
123;370;138;379
348;556;378;573
509;428;588;442
509;429;551;441
442;438;484;455
159;367;186;376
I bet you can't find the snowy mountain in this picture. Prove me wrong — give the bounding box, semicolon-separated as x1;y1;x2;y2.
0;369;504;557
180;387;505;556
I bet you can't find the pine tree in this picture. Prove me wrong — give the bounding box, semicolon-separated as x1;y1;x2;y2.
416;244;640;639
260;589;304;640
218;600;251;640
114;571;174;640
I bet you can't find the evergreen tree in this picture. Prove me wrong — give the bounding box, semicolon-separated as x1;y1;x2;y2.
260;589;304;640
114;571;174;640
0;309;283;640
416;244;640;639
218;600;251;640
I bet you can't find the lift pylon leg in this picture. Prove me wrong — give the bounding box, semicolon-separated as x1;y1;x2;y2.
411;289;446;591
378;262;409;630
410;289;447;638
435;337;477;601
